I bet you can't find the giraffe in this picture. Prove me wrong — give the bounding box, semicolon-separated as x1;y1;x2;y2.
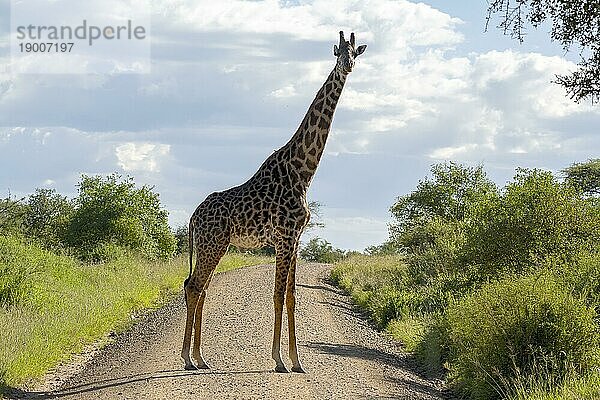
182;31;366;373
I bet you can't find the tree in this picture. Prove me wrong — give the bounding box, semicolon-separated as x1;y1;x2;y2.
23;188;74;248
173;224;189;255
299;237;346;263
65;174;176;261
462;168;600;276
563;158;600;196
306;200;325;231
389;162;497;245
486;0;600;103
0;193;26;236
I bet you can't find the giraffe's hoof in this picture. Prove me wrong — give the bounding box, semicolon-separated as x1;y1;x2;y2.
291;366;306;373
196;362;210;370
184;363;198;371
274;364;289;373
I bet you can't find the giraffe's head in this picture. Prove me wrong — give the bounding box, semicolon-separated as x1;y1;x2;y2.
333;31;366;75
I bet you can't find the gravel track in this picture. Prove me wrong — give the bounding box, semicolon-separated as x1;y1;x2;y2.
9;263;446;399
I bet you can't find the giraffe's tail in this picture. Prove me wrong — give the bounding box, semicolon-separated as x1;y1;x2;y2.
184;218;193;305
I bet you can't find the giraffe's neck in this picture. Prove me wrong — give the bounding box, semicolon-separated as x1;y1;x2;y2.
281;67;347;188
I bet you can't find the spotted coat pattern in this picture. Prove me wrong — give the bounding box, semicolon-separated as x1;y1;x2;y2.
181;31;367;373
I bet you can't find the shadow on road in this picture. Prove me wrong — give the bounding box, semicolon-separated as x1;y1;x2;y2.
3;368;272;399
304;341;442;399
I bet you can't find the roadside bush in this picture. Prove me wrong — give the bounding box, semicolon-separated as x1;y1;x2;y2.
23;188;74;249
445;273;600;399
462;169;599;278
300;237;346;263
0;236;38;306
0;195;26;236
0;235;74;307
65;174;176;261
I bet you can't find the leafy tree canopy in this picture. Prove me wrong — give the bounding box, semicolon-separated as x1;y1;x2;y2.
389;162;497;244
563;158;600;196
486;0;600;102
65;174;176;261
23;188;74;248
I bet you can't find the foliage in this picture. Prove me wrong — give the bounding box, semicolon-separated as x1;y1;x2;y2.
332;161;600;399
173;224;189;255
306;200;325;231
0;194;26;236
64;174;176;261
365;240;400;255
390;162;496;239
446;273;600;399
563;158;600;196
485;0;600;103
299;237;346;263
0;236;271;392
462;168;599;278
23;188;74;249
0;235;44;306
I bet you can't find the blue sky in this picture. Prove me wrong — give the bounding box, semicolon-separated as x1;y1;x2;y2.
1;0;598;250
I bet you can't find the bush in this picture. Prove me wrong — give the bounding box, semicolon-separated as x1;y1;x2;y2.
462;169;599;278
0;235;73;307
23;188;74;249
65;174;176;261
389;162;497;245
0;195;27;236
0;236;38;306
445;273;600;399
300;237;346;263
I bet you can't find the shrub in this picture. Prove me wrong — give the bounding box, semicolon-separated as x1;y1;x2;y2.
0;236;38;306
23;188;74;249
300;237;346;263
462;169;599;278
65;174;176;261
445;273;600;399
0;195;27;236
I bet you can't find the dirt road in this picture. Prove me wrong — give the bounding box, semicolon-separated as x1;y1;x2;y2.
12;263;445;399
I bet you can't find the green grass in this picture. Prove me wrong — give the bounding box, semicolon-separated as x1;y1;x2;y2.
511;370;600;400
0;236;272;393
331;253;600;399
215;252;273;273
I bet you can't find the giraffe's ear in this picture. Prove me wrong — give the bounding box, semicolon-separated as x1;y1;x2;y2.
355;45;367;56
333;45;339;56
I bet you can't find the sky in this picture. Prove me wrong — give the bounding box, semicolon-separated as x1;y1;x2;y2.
1;0;599;251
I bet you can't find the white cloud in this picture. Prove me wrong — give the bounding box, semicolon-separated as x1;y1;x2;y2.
2;1;600;250
115;142;170;172
271;84;296;98
429;144;479;160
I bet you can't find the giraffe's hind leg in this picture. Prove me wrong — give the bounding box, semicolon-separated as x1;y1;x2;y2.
272;240;295;373
286;254;305;373
192;269;216;368
182;280;200;370
181;241;227;370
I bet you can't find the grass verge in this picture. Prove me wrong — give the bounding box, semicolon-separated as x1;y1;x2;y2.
0;236;272;394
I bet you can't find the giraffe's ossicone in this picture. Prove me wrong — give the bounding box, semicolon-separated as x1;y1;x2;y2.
182;31;367;373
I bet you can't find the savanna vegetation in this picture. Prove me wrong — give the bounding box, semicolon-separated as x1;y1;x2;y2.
0;174;271;394
331;159;600;399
